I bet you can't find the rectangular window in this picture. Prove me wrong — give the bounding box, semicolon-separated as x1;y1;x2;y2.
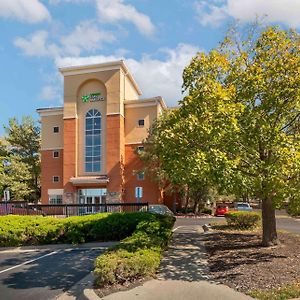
138;119;145;127
53;126;59;133
53;176;60;183
135;187;143;201
137;146;144;152
49;195;63;205
53;150;59;158
137;172;145;181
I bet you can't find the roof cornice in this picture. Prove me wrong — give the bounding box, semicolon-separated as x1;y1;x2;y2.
58;60;142;96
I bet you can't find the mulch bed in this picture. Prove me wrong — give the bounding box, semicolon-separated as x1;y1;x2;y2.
203;230;300;293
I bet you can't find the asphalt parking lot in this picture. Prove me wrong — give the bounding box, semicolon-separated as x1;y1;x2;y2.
0;243;114;300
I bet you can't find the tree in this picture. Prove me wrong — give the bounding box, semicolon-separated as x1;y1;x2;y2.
3;116;41;201
181;26;300;246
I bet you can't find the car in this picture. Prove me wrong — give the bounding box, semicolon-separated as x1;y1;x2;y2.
141;204;174;216
214;204;229;216
234;202;253;212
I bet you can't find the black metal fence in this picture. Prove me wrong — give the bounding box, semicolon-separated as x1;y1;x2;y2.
0;201;148;217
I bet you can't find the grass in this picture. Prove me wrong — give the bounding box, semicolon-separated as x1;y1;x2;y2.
249;282;300;300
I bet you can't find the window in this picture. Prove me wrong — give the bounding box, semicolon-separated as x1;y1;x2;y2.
49;195;63;205
85;109;101;172
138;119;144;127
135;187;143;201
53;150;59;158
137;172;145;181
53;126;59;133
137;146;144;152
53;176;60;183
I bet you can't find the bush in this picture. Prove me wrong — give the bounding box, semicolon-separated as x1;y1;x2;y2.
201;207;212;215
94;214;175;286
0;212;154;247
224;211;261;229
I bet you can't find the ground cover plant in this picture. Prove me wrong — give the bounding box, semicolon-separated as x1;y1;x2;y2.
0;212;158;246
94;213;175;287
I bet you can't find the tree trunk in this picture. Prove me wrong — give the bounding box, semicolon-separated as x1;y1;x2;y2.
262;196;278;246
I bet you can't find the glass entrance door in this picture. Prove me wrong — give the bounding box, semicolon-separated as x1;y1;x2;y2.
78;188;107;215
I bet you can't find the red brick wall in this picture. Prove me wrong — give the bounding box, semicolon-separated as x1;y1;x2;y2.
124;144;161;204
40;149;63;204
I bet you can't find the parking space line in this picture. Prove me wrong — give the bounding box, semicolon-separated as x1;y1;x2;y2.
0;251;59;275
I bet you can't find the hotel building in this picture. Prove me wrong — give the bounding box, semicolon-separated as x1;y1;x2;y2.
37;60;172;207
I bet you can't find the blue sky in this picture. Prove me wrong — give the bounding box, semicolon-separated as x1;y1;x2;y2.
0;0;299;135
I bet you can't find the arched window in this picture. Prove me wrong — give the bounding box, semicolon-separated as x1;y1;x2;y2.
85;109;101;172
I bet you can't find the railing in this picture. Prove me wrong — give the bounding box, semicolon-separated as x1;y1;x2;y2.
0;201;148;217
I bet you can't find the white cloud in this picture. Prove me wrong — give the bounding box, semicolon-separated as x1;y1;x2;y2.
0;0;51;23
14;22;115;57
96;0;155;36
38;85;61;102
196;0;300;28
60;21;115;56
56;43;200;106
14;31;60;57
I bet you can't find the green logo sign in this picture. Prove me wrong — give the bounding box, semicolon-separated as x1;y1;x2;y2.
82;92;105;103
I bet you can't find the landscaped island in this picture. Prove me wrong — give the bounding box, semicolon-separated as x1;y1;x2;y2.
0;212;175;286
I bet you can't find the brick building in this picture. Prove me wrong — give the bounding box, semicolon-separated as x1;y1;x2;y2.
37;60;170;207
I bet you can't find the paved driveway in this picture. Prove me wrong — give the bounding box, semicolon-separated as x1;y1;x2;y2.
175;212;300;234
0;242;115;300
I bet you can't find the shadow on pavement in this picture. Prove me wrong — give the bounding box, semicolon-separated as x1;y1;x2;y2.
157;227;210;281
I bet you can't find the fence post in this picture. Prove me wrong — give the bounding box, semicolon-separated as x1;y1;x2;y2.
65;204;69;217
26;202;29;215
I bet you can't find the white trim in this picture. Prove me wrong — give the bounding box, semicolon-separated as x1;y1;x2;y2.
53;150;60;158
63;115;78;120
125;102;157;109
70;176;109;185
48;189;64;196
37;108;63;117
41;147;63;151
106;112;124;118
53;176;60;183
125;142;143;145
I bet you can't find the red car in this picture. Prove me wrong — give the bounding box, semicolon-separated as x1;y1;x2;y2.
214;204;229;216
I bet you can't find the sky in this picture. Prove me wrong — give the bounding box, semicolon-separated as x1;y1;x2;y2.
0;0;299;135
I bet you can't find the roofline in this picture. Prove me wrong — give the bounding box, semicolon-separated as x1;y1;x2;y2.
124;96;167;110
36;107;63;116
58;60;142;96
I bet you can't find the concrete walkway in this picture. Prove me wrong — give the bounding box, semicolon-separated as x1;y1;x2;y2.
100;226;254;300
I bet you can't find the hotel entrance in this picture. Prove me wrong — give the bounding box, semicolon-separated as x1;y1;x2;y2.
78;188;107;214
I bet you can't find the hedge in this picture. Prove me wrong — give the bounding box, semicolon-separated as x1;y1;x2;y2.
94;213;175;286
224;211;261;229
0;212;155;247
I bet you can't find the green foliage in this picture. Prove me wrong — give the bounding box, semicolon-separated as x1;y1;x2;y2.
249;282;300;300
1;116;41;201
201;207;212;215
0;212;153;247
225;211;261;229
94;214;175;286
286;197;300;217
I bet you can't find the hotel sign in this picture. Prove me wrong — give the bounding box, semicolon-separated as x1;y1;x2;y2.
82;92;105;103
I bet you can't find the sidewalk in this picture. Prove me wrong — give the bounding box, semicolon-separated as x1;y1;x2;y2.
99;226;254;300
